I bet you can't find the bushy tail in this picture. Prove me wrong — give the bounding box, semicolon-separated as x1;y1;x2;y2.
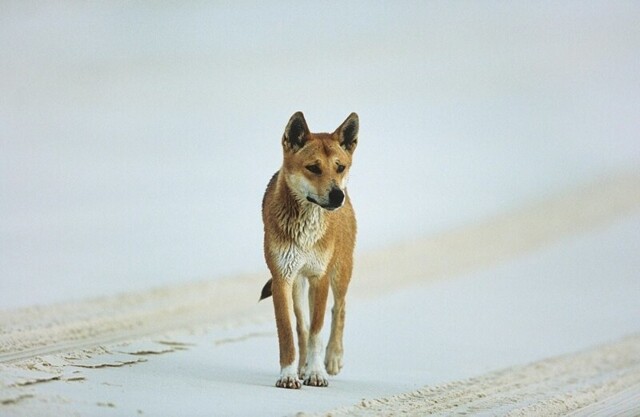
259;278;273;301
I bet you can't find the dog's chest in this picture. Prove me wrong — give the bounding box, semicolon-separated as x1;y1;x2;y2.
283;204;326;248
275;206;330;280
276;245;329;281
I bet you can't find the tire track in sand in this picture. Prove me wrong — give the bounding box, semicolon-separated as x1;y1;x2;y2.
313;333;640;416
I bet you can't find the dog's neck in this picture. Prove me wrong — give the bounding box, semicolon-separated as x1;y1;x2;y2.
275;174;327;248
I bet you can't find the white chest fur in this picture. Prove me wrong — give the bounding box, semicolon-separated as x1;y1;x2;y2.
273;204;330;281
284;204;326;248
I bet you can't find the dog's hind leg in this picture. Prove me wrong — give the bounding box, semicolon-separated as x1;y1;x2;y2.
303;275;330;387
325;265;350;376
292;276;309;378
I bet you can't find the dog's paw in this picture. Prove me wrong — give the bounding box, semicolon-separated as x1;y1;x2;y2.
303;370;329;387
276;365;301;389
275;375;301;389
324;347;343;376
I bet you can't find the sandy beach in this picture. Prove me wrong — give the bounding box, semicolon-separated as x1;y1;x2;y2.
2;2;640;415
2;174;640;415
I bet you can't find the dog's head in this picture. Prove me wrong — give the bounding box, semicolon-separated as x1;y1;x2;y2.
281;112;358;211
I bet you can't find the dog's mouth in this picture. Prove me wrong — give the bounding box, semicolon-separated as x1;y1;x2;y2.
307;196;335;210
306;195;343;211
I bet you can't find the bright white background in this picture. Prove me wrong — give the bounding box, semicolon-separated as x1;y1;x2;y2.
1;2;639;308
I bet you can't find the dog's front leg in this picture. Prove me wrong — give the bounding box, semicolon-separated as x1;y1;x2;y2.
272;277;301;389
292;277;309;378
303;275;330;386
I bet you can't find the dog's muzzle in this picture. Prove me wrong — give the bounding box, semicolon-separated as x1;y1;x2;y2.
307;187;345;211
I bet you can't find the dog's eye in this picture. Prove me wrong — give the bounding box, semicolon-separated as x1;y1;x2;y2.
337;164;346;173
306;164;322;175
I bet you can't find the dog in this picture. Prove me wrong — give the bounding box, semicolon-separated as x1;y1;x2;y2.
259;111;358;389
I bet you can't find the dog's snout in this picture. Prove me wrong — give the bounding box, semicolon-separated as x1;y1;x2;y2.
328;188;345;208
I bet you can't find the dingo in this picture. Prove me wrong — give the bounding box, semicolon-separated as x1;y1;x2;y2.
260;112;358;389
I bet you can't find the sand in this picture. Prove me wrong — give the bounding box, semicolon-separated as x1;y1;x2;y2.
3;1;640;312
2;173;638;361
3;3;640;415
319;335;640;417
1;173;640;415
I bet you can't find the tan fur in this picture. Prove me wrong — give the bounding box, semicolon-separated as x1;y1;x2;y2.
262;112;358;389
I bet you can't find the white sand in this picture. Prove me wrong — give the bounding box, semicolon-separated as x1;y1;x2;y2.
320;334;640;416
2;2;640;309
1;175;640;415
2;3;640;415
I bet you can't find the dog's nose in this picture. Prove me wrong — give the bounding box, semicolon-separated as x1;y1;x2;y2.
328;188;345;208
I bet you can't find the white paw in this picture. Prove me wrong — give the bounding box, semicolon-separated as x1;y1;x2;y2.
303;368;329;387
276;366;301;389
324;347;343;376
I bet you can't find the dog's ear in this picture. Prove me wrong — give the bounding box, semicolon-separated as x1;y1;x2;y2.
336;112;359;153
282;111;310;152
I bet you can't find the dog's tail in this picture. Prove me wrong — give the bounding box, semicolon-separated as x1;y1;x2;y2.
259;278;273;301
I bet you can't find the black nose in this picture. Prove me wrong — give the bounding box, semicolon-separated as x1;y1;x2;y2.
328;188;345;208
